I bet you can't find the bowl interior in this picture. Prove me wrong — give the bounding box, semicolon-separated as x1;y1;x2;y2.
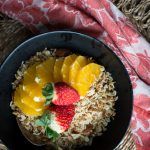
0;31;133;150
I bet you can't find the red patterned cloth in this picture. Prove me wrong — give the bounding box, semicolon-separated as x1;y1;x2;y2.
0;0;150;149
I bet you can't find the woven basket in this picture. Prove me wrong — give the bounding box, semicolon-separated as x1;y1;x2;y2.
113;0;150;42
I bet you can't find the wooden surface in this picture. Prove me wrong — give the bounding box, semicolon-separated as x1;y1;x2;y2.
0;19;31;64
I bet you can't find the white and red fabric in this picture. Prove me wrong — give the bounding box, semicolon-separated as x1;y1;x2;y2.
0;0;149;149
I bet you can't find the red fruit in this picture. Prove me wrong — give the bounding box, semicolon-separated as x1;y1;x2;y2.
48;105;75;133
53;82;80;105
42;82;80;106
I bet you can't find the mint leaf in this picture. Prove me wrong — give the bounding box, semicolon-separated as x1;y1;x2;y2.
42;83;54;106
35;119;45;126
45;99;52;106
45;127;59;141
35;111;59;141
35;110;51;126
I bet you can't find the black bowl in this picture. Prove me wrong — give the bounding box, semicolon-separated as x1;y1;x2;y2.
0;31;133;150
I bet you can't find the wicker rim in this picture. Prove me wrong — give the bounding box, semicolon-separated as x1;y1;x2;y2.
113;0;150;42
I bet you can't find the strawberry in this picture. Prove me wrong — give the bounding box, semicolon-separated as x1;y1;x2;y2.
42;82;80;106
48;105;75;133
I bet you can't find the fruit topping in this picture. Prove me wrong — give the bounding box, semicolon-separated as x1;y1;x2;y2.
35;105;75;139
75;63;102;96
42;82;80;106
61;54;77;83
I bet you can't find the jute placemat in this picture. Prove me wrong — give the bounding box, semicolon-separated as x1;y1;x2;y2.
0;15;136;150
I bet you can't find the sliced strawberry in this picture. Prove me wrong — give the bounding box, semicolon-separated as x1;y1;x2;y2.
53;82;80;105
42;82;80;106
48;105;75;133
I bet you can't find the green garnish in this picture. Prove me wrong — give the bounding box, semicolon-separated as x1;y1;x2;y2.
45;127;59;142
42;83;54;106
35;111;51;126
35;110;59;141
